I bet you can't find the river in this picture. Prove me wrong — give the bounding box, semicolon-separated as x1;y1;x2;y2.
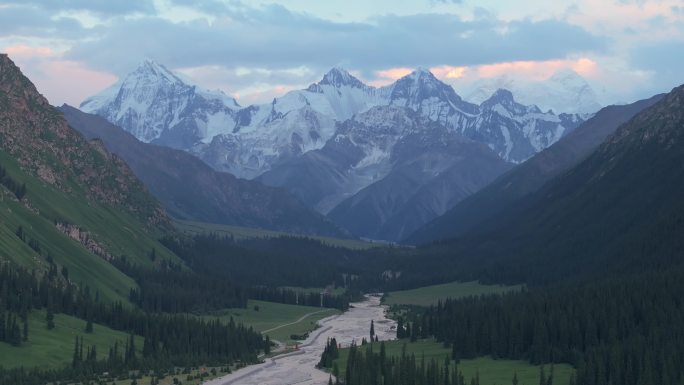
205;294;396;385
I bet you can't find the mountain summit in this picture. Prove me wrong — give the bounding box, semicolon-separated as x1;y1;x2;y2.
80;59;240;147
319;67;366;89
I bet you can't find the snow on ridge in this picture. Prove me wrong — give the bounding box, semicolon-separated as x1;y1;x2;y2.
81;62;585;179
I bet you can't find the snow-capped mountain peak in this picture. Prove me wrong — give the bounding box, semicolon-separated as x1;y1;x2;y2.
135;59;183;84
549;68;586;86
482;88;515;106
80;59;241;146
387;67;479;117
319;67;366;89
462;69;602;114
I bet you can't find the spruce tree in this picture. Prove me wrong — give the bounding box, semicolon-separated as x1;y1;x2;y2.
46;308;55;330
22;314;28;341
397;317;404;339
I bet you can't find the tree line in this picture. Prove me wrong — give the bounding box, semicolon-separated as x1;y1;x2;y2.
396;268;684;385
323;341;503;385
0;163;26;200
0;263;267;385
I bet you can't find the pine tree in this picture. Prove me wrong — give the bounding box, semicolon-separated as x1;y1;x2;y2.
85;317;93;333
46;308;55;330
370;320;375;341
397;317;404;339
539;365;546;385
22;313;28;341
512;371;519;385
72;336;81;368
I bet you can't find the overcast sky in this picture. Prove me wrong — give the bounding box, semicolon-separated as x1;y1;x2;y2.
1;0;682;107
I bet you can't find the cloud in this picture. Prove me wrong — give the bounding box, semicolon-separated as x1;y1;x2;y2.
631;39;684;91
429;0;463;4
2;0;156;16
64;5;606;77
0;5;86;39
4;46;117;106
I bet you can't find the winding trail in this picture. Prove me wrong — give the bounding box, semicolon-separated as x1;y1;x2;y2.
205;295;396;385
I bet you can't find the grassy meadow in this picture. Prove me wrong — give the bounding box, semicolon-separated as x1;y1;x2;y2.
0;310;142;369
174;219;384;250
334;339;574;385
384;280;523;306
202;299;340;344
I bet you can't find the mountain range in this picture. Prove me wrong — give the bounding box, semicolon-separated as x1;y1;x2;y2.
81;61;589;241
407;93;664;244
59;105;347;238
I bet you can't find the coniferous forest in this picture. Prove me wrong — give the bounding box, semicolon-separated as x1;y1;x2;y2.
0;263;265;385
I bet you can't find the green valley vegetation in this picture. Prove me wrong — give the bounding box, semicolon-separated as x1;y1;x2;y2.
383;280;522;306
174;219;385;250
0;310;142;369
0;263;266;385
203;299;340;343
392;268;684;385
322;339;573;385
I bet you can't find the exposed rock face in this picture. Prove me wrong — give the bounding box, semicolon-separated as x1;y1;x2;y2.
56;222;112;261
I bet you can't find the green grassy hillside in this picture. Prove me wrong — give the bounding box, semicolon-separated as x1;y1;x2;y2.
0;149;181;302
0;54;187;303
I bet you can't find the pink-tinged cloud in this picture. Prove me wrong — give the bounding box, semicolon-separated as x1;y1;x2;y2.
236;85;299;106
3;47;117;106
430;65;467;79
474;58;599;80
5;45;54;58
369;67;414;87
568;0;684;38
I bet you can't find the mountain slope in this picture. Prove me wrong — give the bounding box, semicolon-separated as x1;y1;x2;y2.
60;105;348;237
407;94;664;244
419;84;684;284
327;121;513;241
0;54;180;302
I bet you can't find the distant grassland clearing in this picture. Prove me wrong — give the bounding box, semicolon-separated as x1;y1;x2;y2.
0;310;142;369
202;299;340;344
334;339;574;385
384;280;523;306
281;286;347;296
174;219;385;250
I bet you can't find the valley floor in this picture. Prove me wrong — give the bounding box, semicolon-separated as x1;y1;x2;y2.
205;295;395;385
